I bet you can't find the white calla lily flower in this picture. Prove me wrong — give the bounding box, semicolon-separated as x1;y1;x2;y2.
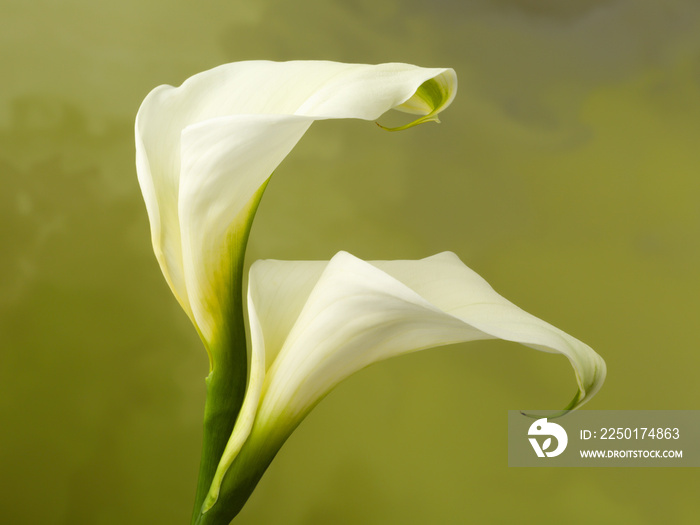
201;251;605;519
135;60;456;354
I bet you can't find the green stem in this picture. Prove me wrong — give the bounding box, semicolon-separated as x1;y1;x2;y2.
189;286;248;525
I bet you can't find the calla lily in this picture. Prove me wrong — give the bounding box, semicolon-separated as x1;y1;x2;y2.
200;251;605;522
135;60;456;355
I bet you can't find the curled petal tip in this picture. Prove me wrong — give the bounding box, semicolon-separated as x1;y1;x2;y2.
519;391;582;420
377;72;456;131
376;114;442;132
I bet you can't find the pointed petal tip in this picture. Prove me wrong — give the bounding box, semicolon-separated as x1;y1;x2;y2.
520;391;581;420
521;351;606;419
376;114;442;132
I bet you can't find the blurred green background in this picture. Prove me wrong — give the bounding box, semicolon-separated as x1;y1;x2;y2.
2;0;699;523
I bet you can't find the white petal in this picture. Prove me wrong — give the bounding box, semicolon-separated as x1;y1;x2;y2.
371;252;605;400
206;251;605;509
135;89;191;314
247;258;329;371
178;114;314;343
200;259;329;510
249;252;605;437
135;61;457;341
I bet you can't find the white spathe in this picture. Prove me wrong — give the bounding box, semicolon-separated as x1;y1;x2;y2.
205;251;606;509
135;61;457;347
